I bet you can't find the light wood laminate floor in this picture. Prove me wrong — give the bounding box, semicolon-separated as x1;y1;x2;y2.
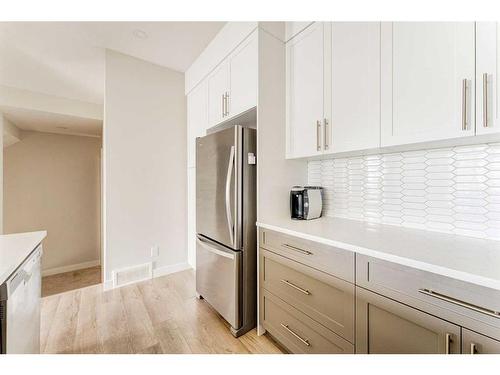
42;266;102;297
41;269;283;354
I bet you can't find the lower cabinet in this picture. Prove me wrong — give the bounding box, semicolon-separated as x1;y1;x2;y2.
261;289;354;354
260;249;355;342
462;329;500;354
258;229;500;354
356;287;461;354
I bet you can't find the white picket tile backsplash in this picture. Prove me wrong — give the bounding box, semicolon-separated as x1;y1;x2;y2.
308;143;500;240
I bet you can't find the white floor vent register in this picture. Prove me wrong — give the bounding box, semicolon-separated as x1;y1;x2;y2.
112;262;153;288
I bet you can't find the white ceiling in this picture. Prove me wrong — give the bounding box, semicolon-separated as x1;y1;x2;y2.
1;106;102;138
0;22;225;104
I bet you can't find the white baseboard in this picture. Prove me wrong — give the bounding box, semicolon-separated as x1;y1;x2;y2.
152;262;192;278
103;262;192;291
42;259;100;276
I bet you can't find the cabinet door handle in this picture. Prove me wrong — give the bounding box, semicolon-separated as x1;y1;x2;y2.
418;288;500;319
282;243;313;255
316;120;321;151
462;79;469;131
445;333;452;354
470;342;477;354
225;92;230;116
323;118;329;150
280;323;310;346
281;279;311;295
483;73;489;128
222;94;225;117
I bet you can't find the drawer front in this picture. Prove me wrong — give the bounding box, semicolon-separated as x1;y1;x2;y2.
260;229;354;282
260;249;355;342
462;329;500;354
356;255;500;334
261;289;354;354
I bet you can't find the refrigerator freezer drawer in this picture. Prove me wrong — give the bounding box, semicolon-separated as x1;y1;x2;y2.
196;236;241;329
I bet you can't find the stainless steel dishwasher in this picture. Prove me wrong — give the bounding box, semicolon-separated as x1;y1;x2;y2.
0;245;42;354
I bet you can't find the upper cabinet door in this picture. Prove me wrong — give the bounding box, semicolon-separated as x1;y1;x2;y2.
328;22;381;153
285;22;314;42
229;32;258;117
286;22;325;158
381;22;476;147
208;61;230;127
476;22;499;135
187;80;208;168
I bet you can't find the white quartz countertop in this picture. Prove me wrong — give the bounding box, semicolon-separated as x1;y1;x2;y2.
0;231;47;285
257;217;500;291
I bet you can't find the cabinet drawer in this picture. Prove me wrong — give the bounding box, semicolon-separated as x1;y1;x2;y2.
261;289;354;354
356;255;500;333
260;229;354;282
260;249;354;342
462;329;500;354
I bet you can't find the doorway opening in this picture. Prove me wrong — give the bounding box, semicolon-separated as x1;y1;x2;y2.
2;110;103;297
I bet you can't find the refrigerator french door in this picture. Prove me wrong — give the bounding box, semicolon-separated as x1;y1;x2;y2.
196;125;256;337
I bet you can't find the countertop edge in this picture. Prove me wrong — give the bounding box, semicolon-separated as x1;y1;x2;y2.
256;222;500;291
0;231;47;286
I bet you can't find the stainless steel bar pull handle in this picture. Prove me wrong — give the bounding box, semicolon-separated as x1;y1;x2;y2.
445;333;452;354
282;243;313;255
418;288;500;319
225;146;235;247
316;120;321;151
280;323;310;346
281;279;311;295
483;73;489;128
222;94;225;118
225;92;230;116
462;79;468;131
323;118;329;150
470;343;477;354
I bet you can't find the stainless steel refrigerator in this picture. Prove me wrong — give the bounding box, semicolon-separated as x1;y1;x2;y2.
196;125;256;337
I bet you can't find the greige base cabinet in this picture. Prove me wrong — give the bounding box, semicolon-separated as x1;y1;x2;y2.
260;249;355;342
463;329;500;354
356;287;461;354
262;290;354;354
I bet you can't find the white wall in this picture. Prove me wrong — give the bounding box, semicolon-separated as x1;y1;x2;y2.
257;29;307;223
0;85;103;121
104;50;187;284
4;130;101;273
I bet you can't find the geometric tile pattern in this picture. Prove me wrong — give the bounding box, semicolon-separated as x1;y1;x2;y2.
308;143;500;240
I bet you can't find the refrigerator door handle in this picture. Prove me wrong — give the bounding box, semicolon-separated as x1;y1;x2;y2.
225;145;235;247
196;236;236;259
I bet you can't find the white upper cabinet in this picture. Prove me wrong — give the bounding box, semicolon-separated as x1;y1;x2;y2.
286;22;325;158
286;22;381;158
285;22;314;42
329;22;381;153
381;22;476;146
207;31;258;128
187;80;208;168
476;22;499;135
229;32;258;117
207;61;230;127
